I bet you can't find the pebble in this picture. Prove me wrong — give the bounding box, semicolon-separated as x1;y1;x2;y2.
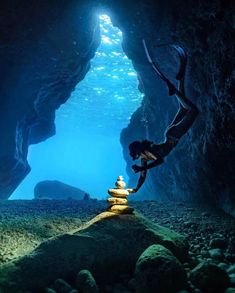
218;262;229;270
209;248;224;260
202;212;210;217
229;273;235;286
200;249;209;257
46;289;57;293
184;221;195;228
209;237;228;249
227;264;235;274
225;288;235;293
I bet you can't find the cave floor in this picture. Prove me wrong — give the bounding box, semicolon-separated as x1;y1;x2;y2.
0;199;234;269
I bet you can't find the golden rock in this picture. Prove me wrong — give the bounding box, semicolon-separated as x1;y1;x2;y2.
106;175;134;215
107;205;134;214
115;175;126;189
108;188;129;198
107;197;127;205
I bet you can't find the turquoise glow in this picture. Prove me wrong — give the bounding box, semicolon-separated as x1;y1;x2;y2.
11;15;142;199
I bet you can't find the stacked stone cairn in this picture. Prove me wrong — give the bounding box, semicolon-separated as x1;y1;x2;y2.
107;176;134;214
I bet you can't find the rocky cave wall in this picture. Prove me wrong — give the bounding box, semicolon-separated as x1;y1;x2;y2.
0;0;234;216
104;0;234;214
0;0;100;199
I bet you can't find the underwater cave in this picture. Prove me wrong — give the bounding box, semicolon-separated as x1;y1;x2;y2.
11;14;143;199
0;0;234;292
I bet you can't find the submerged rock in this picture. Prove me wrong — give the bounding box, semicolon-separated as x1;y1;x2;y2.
0;211;188;292
208;248;224;261
135;244;187;293
189;261;230;292
209;237;228;249
46;289;57;293
227;264;235;274
76;270;98;293
54;278;73;293
224;288;235;293
229;274;235;286
34;180;90;200
107;205;134;214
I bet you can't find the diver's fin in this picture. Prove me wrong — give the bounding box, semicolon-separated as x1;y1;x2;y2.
142;39;153;64
142;39;176;96
171;45;187;81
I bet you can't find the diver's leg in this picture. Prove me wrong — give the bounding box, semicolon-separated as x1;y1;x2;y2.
166;49;188;128
167;57;188;127
174;85;198;111
167;102;187;129
165;104;199;141
166;52;199;140
170;45;197;111
166;78;199;140
170;53;198;112
142;40;189;97
142;39;176;95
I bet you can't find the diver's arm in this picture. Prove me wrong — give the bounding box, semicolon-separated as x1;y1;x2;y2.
135;158;147;192
128;159;147;193
145;156;164;170
132;156;164;172
129;157;164;193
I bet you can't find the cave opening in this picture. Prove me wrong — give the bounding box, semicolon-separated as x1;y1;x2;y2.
10;14;143;200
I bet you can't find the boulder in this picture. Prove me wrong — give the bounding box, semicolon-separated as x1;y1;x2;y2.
189;261;230;293
34;180;90;200
0;211;188;292
135;244;187;293
76;270;98;293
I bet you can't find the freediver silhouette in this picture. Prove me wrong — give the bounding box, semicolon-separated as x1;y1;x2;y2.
127;40;199;193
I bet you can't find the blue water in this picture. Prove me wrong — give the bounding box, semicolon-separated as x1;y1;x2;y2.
11;15;143;199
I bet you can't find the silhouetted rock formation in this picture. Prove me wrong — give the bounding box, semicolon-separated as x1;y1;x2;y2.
0;0;234;217
34;180;90;200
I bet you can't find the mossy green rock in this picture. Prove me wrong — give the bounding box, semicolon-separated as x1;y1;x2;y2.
0;211;188;292
135;244;187;293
